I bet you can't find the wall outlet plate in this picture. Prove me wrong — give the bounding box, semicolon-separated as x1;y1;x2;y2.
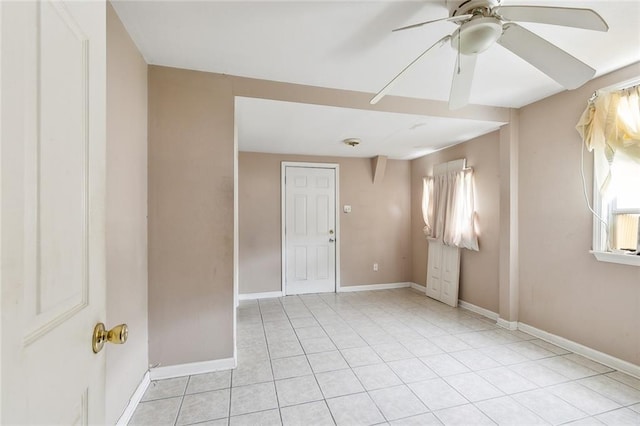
343;205;352;213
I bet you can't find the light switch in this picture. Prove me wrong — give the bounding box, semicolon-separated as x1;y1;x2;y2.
343;205;352;213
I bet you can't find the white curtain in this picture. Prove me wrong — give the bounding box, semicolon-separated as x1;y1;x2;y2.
422;168;479;251
422;177;433;236
576;85;640;198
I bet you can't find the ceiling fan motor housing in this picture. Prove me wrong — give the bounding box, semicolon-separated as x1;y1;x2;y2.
451;16;503;55
447;0;501;17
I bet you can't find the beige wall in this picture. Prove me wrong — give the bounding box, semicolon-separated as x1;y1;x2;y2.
410;132;501;313
106;4;148;424
148;66;235;366
517;62;640;365
239;152;412;294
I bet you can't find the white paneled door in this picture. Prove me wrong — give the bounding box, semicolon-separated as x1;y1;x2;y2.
426;240;461;307
1;1;107;424
284;165;337;295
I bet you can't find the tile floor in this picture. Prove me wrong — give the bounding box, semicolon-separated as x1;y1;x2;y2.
130;288;640;425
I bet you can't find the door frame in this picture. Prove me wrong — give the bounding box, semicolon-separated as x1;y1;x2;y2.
281;161;341;296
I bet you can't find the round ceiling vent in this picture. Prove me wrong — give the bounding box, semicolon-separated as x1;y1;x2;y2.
343;138;361;147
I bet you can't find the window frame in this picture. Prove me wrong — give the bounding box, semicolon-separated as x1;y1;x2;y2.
590;156;640;267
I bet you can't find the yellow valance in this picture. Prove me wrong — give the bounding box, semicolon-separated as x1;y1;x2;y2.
576;85;640;195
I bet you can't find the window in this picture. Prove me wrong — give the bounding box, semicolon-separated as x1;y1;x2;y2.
422;158;479;251
608;154;640;253
577;81;640;266
597;150;640;261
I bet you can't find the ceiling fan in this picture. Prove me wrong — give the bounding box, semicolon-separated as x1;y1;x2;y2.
370;0;609;109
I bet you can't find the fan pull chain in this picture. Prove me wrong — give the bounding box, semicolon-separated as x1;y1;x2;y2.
457;31;461;74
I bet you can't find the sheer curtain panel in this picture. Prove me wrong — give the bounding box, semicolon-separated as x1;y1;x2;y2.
422;168;479;251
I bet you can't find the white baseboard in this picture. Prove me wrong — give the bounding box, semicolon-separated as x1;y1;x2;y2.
454;300;517;331
518;322;640;380
339;282;412;293
410;282;426;293
239;291;283;300
457;300;499;321
115;371;150;426
497;318;518;330
242;283;420;298
149;357;237;380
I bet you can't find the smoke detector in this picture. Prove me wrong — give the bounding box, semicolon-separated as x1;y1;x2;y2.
343;138;361;147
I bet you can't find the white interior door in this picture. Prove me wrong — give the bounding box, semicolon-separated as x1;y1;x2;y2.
284;166;336;295
426;240;461;307
1;1;107;424
439;243;461;307
426;239;443;300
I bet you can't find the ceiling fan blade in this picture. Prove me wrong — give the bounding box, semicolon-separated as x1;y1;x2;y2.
393;14;471;32
370;35;451;105
449;53;477;110
494;5;608;32
497;23;596;90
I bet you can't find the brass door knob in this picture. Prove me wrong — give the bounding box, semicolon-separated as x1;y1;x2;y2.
92;323;128;353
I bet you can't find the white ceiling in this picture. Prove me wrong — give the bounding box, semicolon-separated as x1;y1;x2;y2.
112;0;640;159
236;97;505;159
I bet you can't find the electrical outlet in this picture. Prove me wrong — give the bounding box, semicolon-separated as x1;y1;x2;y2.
373;263;378;272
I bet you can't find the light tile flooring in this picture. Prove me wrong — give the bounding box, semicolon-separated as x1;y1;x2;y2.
130;289;640;425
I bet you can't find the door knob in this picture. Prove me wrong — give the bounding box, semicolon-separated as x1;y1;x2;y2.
92;323;128;353
329;238;335;243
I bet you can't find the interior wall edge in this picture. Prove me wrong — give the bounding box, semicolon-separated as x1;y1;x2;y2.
105;2;149;424
147;65;235;367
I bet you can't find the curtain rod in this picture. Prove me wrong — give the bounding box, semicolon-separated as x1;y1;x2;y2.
599;76;640;92
423;166;473;179
589;76;640;104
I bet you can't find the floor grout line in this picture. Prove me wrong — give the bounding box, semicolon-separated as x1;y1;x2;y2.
284;294;338;426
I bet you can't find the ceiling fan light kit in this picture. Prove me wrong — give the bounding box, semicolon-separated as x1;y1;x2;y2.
451;17;502;55
371;0;609;109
